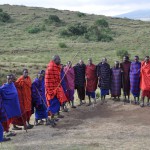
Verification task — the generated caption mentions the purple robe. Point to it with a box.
[130,61,141,97]
[111,67,122,97]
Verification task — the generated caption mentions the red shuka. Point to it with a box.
[45,61,67,106]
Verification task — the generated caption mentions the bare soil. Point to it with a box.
[1,99,150,150]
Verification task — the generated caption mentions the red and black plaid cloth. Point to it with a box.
[45,61,67,106]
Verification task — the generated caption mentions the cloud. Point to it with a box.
[0,0,150,16]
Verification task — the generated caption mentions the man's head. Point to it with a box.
[145,56,149,63]
[52,55,61,65]
[79,60,84,65]
[114,61,119,68]
[37,73,43,81]
[23,69,28,78]
[40,70,45,77]
[102,58,107,64]
[7,74,13,84]
[11,74,17,82]
[67,61,72,67]
[134,56,139,62]
[88,58,92,65]
[123,56,129,62]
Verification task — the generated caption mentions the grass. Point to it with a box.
[0,4,150,83]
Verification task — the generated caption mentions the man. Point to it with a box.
[15,69,33,129]
[45,55,67,125]
[31,72,48,125]
[85,58,98,106]
[97,58,111,103]
[130,56,141,104]
[64,61,76,108]
[0,75,21,137]
[120,56,131,103]
[140,56,150,107]
[74,60,86,106]
[110,61,122,100]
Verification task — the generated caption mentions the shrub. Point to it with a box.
[0,11,11,22]
[27,25,46,34]
[116,49,130,59]
[95,19,109,28]
[0,8,3,12]
[59,42,67,48]
[68,23,87,35]
[45,15,62,25]
[77,12,86,17]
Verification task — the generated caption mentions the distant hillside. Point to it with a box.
[116,10,150,21]
[0,4,150,83]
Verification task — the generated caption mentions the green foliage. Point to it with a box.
[116,49,130,59]
[85,25,113,42]
[0,11,11,22]
[27,25,46,34]
[59,42,67,48]
[77,12,86,17]
[95,19,109,28]
[45,15,62,25]
[0,8,3,12]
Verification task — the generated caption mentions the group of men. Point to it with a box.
[0,54,150,142]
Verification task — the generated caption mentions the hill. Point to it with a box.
[116,9,150,21]
[0,4,150,82]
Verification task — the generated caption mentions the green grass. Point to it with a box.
[0,4,150,83]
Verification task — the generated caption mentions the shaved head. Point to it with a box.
[52,55,61,65]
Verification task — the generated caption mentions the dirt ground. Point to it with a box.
[1,98,150,150]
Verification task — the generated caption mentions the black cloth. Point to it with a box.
[74,63,86,87]
[97,63,111,89]
[76,85,85,100]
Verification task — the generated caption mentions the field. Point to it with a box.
[0,4,150,83]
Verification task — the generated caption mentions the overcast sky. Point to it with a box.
[0,0,150,16]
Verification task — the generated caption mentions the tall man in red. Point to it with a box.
[140,56,150,107]
[45,55,67,124]
[86,58,98,106]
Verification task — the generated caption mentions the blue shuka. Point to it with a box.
[0,83,21,119]
[0,122,3,142]
[130,61,141,97]
[32,78,48,120]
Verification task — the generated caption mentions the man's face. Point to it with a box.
[7,75,13,84]
[145,57,149,63]
[134,57,139,62]
[115,62,119,67]
[67,61,72,67]
[88,59,92,65]
[123,56,128,62]
[23,70,28,78]
[79,60,83,65]
[102,58,107,64]
[38,74,43,81]
[55,56,61,65]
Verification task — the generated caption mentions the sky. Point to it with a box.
[0,0,150,16]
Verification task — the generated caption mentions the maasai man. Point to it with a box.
[74,60,86,106]
[85,58,98,106]
[0,75,21,137]
[15,69,33,129]
[64,61,76,108]
[45,55,67,125]
[130,56,141,104]
[140,56,150,107]
[31,72,48,126]
[97,58,111,103]
[120,56,131,103]
[110,61,122,100]
[60,64,68,112]
[0,95,11,142]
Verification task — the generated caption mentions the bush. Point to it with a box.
[68,23,87,35]
[77,12,86,17]
[27,25,46,34]
[45,15,61,25]
[95,19,109,28]
[116,49,130,59]
[0,11,11,22]
[59,42,67,48]
[0,8,3,12]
